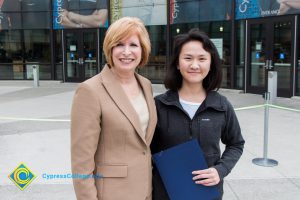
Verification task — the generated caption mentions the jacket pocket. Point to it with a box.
[96,164,128,178]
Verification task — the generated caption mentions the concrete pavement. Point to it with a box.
[0,81,300,199]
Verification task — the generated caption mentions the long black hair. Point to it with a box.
[164,28,222,92]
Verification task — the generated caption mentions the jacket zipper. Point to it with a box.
[189,121,193,140]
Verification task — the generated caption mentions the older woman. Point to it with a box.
[71,17,157,200]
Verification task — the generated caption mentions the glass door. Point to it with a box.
[247,16,294,97]
[64,29,98,82]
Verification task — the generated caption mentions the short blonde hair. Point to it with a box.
[103,17,151,67]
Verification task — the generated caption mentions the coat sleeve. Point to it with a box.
[71,82,101,200]
[214,98,245,180]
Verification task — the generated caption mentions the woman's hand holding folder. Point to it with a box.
[192,167,220,186]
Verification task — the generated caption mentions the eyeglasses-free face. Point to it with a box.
[178,40,211,87]
[112,34,142,74]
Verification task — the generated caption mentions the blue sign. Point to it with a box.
[256,52,260,59]
[88,53,92,58]
[279,53,285,59]
[52,0,65,29]
[235,0,261,20]
[235,0,300,20]
[70,53,74,59]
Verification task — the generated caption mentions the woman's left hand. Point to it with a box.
[192,167,220,186]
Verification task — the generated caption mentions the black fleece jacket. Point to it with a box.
[151,90,245,200]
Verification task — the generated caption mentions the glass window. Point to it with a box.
[170,20,232,88]
[22,12,51,29]
[24,30,51,79]
[0,12,22,30]
[1,0,51,30]
[22,0,50,12]
[235,20,246,89]
[54,30,63,80]
[0,30,24,79]
[1,0,50,12]
[24,30,51,63]
[137,25,167,83]
[273,21,292,92]
[99,27,107,69]
[0,29,52,80]
[170,0,232,24]
[54,30,63,64]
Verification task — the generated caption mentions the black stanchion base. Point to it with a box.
[252,158,278,167]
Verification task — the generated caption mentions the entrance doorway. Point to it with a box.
[64,29,99,82]
[246,16,295,97]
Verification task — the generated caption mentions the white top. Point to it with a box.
[129,91,149,137]
[179,98,201,119]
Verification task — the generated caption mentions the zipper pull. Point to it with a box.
[189,122,193,139]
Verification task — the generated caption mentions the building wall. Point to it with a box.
[0,0,299,96]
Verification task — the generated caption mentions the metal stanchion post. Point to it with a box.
[268,71,277,104]
[252,92,278,167]
[32,65,39,87]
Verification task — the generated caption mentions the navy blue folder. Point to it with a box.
[152,139,220,200]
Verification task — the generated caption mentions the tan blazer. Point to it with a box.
[71,65,157,200]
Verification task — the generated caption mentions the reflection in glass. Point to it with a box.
[137,25,166,83]
[83,32,97,78]
[235,20,245,89]
[54,30,63,80]
[99,28,107,69]
[0,30,24,79]
[24,30,51,79]
[39,64,51,79]
[273,21,292,90]
[66,32,80,78]
[249,23,266,87]
[24,30,51,63]
[64,30,98,80]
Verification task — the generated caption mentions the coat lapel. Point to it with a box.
[100,65,147,145]
[135,74,156,146]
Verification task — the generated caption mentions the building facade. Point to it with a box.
[0,0,299,97]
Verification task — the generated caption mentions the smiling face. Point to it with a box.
[112,34,142,74]
[178,40,211,87]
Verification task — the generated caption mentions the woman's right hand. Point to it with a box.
[192,167,220,186]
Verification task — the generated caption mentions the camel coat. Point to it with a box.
[71,65,157,200]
